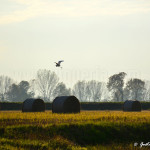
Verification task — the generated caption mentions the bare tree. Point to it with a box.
[86,80,104,102]
[143,80,150,101]
[72,80,105,102]
[100,83,110,102]
[0,75,13,102]
[35,69,59,102]
[72,81,87,102]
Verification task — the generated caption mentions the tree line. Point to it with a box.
[0,70,150,102]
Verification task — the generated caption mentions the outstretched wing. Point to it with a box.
[58,60,64,65]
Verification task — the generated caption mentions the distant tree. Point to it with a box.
[7,81,34,102]
[86,80,104,102]
[100,83,111,102]
[28,79,36,98]
[18,81,34,100]
[143,80,150,101]
[7,83,19,102]
[107,72,126,101]
[125,78,145,101]
[53,82,71,98]
[72,81,87,102]
[0,75,13,102]
[72,80,105,102]
[35,69,59,102]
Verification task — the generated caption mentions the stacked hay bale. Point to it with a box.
[52,96,80,113]
[22,98,45,112]
[123,100,141,112]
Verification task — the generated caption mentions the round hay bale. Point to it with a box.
[22,98,45,112]
[52,96,80,113]
[123,100,141,112]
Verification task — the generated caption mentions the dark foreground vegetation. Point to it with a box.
[0,122,150,150]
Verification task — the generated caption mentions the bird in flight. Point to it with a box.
[54,60,64,68]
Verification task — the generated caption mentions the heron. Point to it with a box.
[54,60,64,68]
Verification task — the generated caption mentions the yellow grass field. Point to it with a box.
[0,110,150,126]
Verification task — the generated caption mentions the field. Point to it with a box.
[0,111,150,150]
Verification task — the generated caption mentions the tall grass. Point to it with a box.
[0,111,150,126]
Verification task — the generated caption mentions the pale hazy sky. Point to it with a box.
[0,0,150,87]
